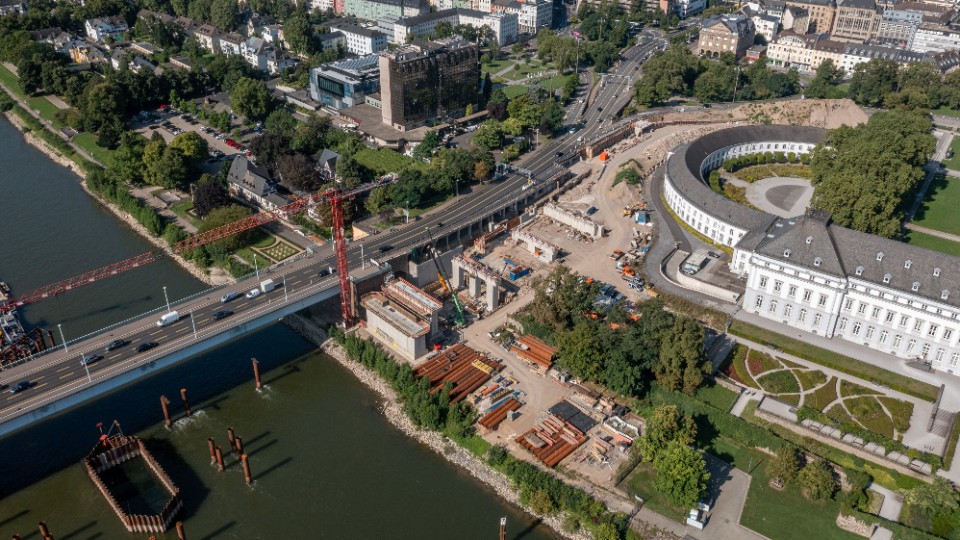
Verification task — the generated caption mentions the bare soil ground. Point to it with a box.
[661,99,869,129]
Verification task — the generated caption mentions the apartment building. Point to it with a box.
[698,14,756,58]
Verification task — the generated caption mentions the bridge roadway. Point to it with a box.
[0,40,664,434]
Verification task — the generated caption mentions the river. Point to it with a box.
[0,117,556,539]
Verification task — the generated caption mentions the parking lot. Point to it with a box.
[131,108,258,172]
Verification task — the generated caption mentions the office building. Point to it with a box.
[698,14,756,58]
[310,54,381,109]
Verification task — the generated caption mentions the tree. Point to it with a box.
[636,405,696,462]
[848,58,899,107]
[473,159,490,182]
[806,59,842,99]
[693,61,736,102]
[655,316,708,394]
[797,460,836,501]
[472,120,503,150]
[413,130,440,160]
[210,0,238,31]
[539,98,564,134]
[276,153,321,192]
[365,184,394,214]
[434,21,454,39]
[905,477,959,518]
[768,445,800,484]
[633,45,699,106]
[249,132,291,172]
[526,489,557,515]
[507,95,542,129]
[555,321,606,381]
[653,441,709,509]
[170,131,208,168]
[142,139,188,189]
[107,131,146,185]
[264,109,297,136]
[230,77,272,121]
[193,174,229,217]
[283,12,313,55]
[810,110,935,237]
[198,204,254,252]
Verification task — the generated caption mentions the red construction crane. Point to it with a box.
[1,175,397,326]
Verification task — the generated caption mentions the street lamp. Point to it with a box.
[58,323,68,353]
[361,244,365,269]
[163,286,171,313]
[82,354,91,382]
[190,310,197,339]
[254,253,260,279]
[405,201,410,224]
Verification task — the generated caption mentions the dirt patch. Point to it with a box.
[661,99,868,129]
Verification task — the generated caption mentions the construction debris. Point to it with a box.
[413,344,502,403]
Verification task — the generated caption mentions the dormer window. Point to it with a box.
[883,273,892,284]
[912,282,920,292]
[855,266,864,276]
[943,290,950,300]
[814,257,822,267]
[784,249,791,258]
[877,252,884,262]
[935,267,942,277]
[905,260,912,269]
[806,236,813,245]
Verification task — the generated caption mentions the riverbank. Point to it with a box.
[0,110,225,287]
[319,337,590,540]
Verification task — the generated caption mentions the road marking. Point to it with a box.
[150,330,164,336]
[34,383,47,390]
[175,327,189,334]
[130,338,141,344]
[59,372,74,380]
[56,364,72,373]
[108,353,123,360]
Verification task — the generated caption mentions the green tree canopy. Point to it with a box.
[653,441,710,509]
[198,204,255,252]
[655,316,708,395]
[905,476,959,518]
[797,460,836,501]
[768,445,800,484]
[636,405,697,462]
[230,77,272,121]
[170,131,208,168]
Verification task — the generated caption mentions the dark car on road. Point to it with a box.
[105,339,127,352]
[317,268,332,278]
[555,152,564,158]
[212,310,233,321]
[80,353,102,366]
[379,245,392,254]
[9,381,30,394]
[136,342,159,353]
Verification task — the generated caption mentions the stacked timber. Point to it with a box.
[413,344,502,403]
[515,414,589,468]
[478,398,522,430]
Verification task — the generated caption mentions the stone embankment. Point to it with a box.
[2,110,228,287]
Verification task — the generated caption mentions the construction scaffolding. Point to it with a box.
[510,228,559,262]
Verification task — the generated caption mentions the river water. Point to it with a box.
[0,118,556,539]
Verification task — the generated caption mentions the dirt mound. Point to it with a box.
[663,99,868,129]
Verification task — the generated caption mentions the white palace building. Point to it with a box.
[664,125,960,373]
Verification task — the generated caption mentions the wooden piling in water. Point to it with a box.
[37,522,50,538]
[227,427,236,452]
[241,453,252,484]
[180,388,191,417]
[234,436,243,456]
[13,534,21,540]
[176,521,186,540]
[252,358,262,389]
[207,438,216,462]
[161,396,172,428]
[215,445,225,471]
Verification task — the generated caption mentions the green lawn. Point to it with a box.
[904,229,960,257]
[740,453,861,540]
[846,396,895,438]
[260,241,298,262]
[73,133,115,164]
[756,370,800,394]
[693,382,739,412]
[878,397,914,433]
[729,321,939,402]
[932,106,960,118]
[0,64,25,99]
[796,370,827,391]
[806,376,839,411]
[354,147,424,176]
[622,463,687,520]
[502,85,529,99]
[839,380,875,398]
[27,96,63,128]
[944,138,960,170]
[912,174,960,236]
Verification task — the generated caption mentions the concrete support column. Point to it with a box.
[469,276,481,299]
[486,283,499,311]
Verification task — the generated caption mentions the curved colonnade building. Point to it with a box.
[664,125,960,373]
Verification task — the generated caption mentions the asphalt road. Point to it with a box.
[0,37,668,422]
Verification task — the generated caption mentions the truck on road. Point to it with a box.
[260,279,276,293]
[157,311,180,327]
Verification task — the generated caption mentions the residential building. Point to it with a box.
[219,32,244,56]
[331,23,389,54]
[673,0,707,18]
[379,37,480,131]
[260,24,283,43]
[830,0,879,42]
[457,10,518,45]
[169,56,193,71]
[310,54,381,109]
[242,37,271,71]
[130,41,162,56]
[70,43,108,64]
[767,30,924,73]
[698,14,756,58]
[245,13,275,38]
[31,28,84,55]
[911,23,960,53]
[344,0,429,22]
[193,24,220,53]
[517,0,552,33]
[752,13,780,42]
[764,0,787,20]
[766,30,830,71]
[267,53,298,74]
[0,0,26,16]
[317,30,347,51]
[837,41,923,71]
[784,0,836,33]
[782,5,811,33]
[226,156,288,211]
[392,8,460,42]
[314,148,341,180]
[875,7,923,46]
[310,0,337,11]
[84,16,129,44]
[746,43,768,63]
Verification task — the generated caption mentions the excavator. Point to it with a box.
[426,227,466,327]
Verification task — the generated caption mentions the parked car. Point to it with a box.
[136,341,158,353]
[707,251,721,259]
[9,381,30,394]
[245,288,261,299]
[105,339,127,352]
[221,291,241,303]
[212,310,233,321]
[80,353,102,366]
